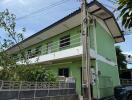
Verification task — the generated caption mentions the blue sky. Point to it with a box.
[0,0,132,55]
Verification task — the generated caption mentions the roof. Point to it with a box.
[6,1,125,54]
[124,54,132,64]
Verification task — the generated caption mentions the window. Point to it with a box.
[58,68,69,77]
[46,42,52,53]
[20,52,25,60]
[20,55,24,60]
[13,54,19,61]
[27,49,32,59]
[60,35,70,49]
[35,46,41,56]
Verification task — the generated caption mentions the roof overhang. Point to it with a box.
[6,1,125,54]
[88,1,125,43]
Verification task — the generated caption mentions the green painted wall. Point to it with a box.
[13,25,82,60]
[91,60,120,99]
[89,24,95,50]
[97,60,120,98]
[45,58,82,94]
[43,58,120,98]
[96,22,117,62]
[44,58,96,95]
[42,57,120,99]
[13,24,96,60]
[92,22,120,98]
[12,20,121,99]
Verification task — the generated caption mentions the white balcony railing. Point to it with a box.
[15,32,96,64]
[15,33,81,61]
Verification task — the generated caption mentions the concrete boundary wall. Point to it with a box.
[19,95,79,100]
[0,89,76,100]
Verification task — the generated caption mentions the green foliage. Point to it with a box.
[0,65,57,82]
[16,65,57,82]
[0,9,28,65]
[0,51,15,67]
[117,0,132,29]
[0,9,24,43]
[0,9,56,82]
[116,46,127,70]
[0,67,15,81]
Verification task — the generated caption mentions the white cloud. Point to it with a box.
[1,0,28,5]
[18,0,28,5]
[1,0,12,4]
[123,52,132,56]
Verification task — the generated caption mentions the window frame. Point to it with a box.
[46,42,52,54]
[27,49,32,59]
[59,35,70,49]
[35,45,42,56]
[58,68,69,77]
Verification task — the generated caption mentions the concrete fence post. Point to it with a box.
[0,80,3,90]
[34,81,37,100]
[18,81,22,99]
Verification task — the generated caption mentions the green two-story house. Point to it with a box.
[6,1,125,99]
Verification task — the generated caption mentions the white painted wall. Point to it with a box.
[17,46,117,67]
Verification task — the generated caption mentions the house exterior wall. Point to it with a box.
[40,58,96,95]
[13,25,81,61]
[96,22,117,62]
[11,20,120,99]
[97,60,120,98]
[91,21,120,99]
[46,58,82,95]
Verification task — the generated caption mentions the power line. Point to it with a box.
[102,3,116,10]
[107,0,117,4]
[99,2,117,13]
[16,0,72,20]
[16,0,116,21]
[16,6,79,22]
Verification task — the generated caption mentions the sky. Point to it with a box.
[0,0,132,63]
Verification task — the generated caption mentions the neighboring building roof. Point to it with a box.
[124,54,132,64]
[6,1,125,54]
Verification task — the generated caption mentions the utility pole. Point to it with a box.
[81,0,92,100]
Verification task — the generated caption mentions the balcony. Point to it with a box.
[16,33,96,64]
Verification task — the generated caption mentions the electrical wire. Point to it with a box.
[16,0,131,36]
[16,0,116,20]
[106,0,117,4]
[16,0,72,20]
[100,2,117,12]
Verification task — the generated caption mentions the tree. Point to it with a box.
[0,9,56,82]
[116,46,127,71]
[116,0,132,29]
[0,9,30,65]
